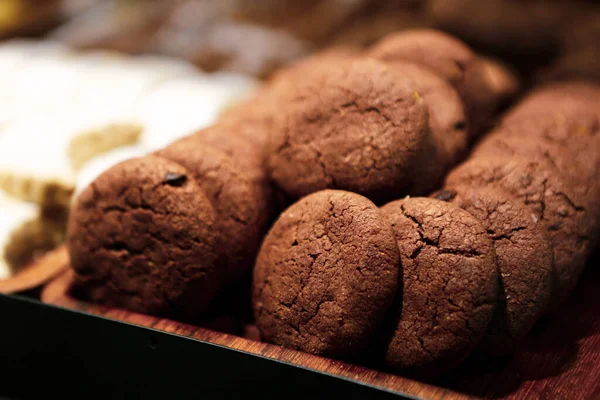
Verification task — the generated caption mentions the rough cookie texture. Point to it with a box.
[156,140,267,282]
[182,126,282,214]
[503,82,600,133]
[473,133,600,227]
[369,29,500,137]
[68,156,223,319]
[253,190,401,358]
[267,57,430,203]
[393,61,468,194]
[432,186,554,356]
[446,156,593,308]
[380,197,498,377]
[218,47,359,148]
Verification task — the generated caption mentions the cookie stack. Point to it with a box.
[252,82,598,379]
[67,28,599,381]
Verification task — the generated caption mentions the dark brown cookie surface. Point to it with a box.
[432,186,554,356]
[392,61,468,194]
[180,127,279,220]
[473,133,600,224]
[369,29,498,137]
[267,57,429,202]
[253,190,401,358]
[380,197,498,377]
[156,140,267,282]
[446,156,593,307]
[503,82,600,136]
[68,156,222,319]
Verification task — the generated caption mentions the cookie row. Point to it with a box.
[251,81,600,378]
[222,29,519,204]
[65,28,518,346]
[67,125,273,319]
[445,81,600,309]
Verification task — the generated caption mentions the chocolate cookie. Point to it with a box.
[218,47,360,147]
[432,186,554,356]
[156,140,267,282]
[503,82,600,130]
[473,133,600,223]
[392,61,468,194]
[253,190,401,358]
[267,57,430,203]
[68,156,223,319]
[380,197,498,377]
[369,29,501,137]
[446,156,594,307]
[191,126,286,219]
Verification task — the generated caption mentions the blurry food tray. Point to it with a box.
[1,248,599,400]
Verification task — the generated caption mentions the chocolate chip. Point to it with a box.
[434,189,457,202]
[163,172,187,187]
[454,121,467,131]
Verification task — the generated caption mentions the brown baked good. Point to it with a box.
[432,186,554,356]
[446,156,594,308]
[253,189,401,358]
[392,61,468,194]
[472,133,600,224]
[180,127,267,186]
[68,156,223,319]
[368,29,504,137]
[267,57,430,203]
[217,47,360,148]
[503,81,600,128]
[380,197,498,377]
[155,139,267,282]
[189,126,283,219]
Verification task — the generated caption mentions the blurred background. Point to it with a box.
[0,0,599,280]
[2,0,599,79]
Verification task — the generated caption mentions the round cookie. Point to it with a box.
[217,48,359,148]
[156,139,267,282]
[253,190,401,358]
[68,155,223,319]
[192,126,287,219]
[503,82,600,131]
[446,156,594,308]
[190,126,267,181]
[432,186,554,356]
[392,61,468,194]
[368,29,500,137]
[473,133,600,223]
[267,57,430,203]
[380,197,498,377]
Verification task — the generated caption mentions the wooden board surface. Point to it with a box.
[40,247,600,400]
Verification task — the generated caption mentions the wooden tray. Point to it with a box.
[40,246,600,399]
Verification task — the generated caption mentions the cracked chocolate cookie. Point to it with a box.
[392,61,468,194]
[380,197,498,377]
[472,134,600,225]
[446,156,594,308]
[267,57,430,203]
[369,29,506,137]
[68,156,223,319]
[502,82,600,135]
[156,139,268,282]
[432,186,554,356]
[253,190,401,358]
